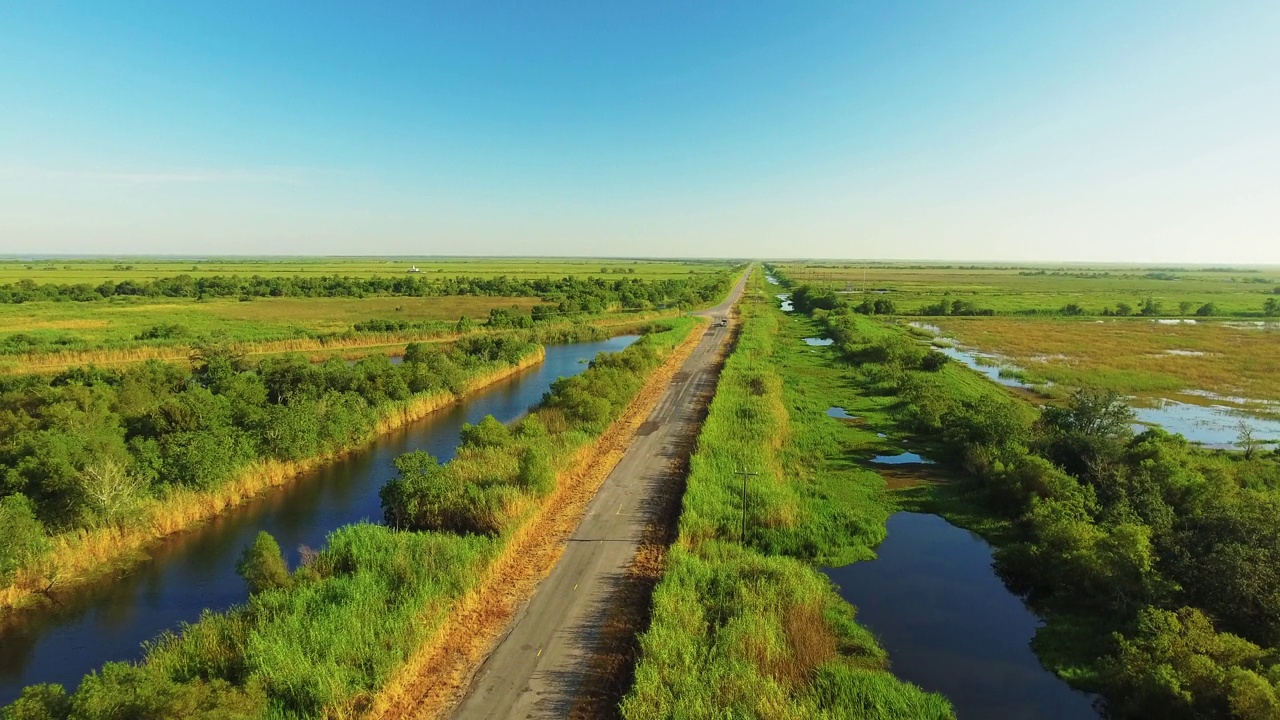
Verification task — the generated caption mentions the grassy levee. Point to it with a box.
[0,345,547,616]
[787,282,1280,719]
[1,317,703,720]
[621,281,952,719]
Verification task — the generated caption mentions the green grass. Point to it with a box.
[623,275,953,719]
[0,257,732,284]
[775,261,1280,316]
[0,294,545,350]
[2,317,703,720]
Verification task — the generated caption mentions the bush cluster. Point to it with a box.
[0,336,537,582]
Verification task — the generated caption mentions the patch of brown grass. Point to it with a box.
[364,320,707,720]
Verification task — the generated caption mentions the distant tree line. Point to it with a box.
[0,272,732,310]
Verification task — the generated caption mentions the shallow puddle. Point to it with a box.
[872,451,934,465]
[1134,400,1280,449]
[803,337,834,346]
[826,406,856,419]
[777,293,793,312]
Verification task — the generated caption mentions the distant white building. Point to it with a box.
[408,266,421,273]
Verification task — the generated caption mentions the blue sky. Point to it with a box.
[1,1,1277,262]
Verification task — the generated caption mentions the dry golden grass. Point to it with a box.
[0,350,545,614]
[0,318,111,332]
[932,317,1280,405]
[364,320,707,720]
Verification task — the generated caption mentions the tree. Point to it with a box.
[76,455,146,528]
[1264,297,1279,317]
[236,531,291,594]
[1115,302,1134,316]
[1139,297,1163,316]
[1237,421,1260,460]
[1178,301,1194,315]
[1196,303,1217,317]
[1036,388,1135,482]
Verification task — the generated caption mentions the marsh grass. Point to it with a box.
[931,317,1280,406]
[775,262,1280,316]
[623,277,953,719]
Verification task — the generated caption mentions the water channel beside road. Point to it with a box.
[826,512,1101,720]
[0,335,637,705]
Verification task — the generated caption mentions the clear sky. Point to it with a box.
[1,2,1277,263]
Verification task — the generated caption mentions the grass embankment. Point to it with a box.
[927,316,1280,408]
[621,285,952,719]
[2,318,703,720]
[0,346,545,616]
[366,316,707,719]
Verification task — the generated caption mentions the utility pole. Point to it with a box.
[736,470,760,546]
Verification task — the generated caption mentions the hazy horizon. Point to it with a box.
[3,2,1278,263]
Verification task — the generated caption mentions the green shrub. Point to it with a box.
[0,494,49,582]
[236,531,292,595]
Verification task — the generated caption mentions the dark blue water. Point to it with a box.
[0,336,636,704]
[825,512,1100,720]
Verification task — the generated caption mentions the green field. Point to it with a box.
[0,294,544,349]
[773,262,1280,317]
[0,258,739,374]
[0,257,729,284]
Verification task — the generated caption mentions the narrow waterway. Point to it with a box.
[0,336,637,705]
[825,512,1100,720]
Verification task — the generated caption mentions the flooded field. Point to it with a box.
[910,322,1280,449]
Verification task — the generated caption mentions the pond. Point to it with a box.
[825,512,1100,719]
[0,335,638,706]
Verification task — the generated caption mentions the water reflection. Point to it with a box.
[0,336,638,705]
[826,513,1100,719]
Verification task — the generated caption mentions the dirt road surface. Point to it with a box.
[450,269,748,720]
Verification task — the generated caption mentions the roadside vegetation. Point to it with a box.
[622,278,952,719]
[1,318,700,719]
[781,270,1280,720]
[0,332,543,612]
